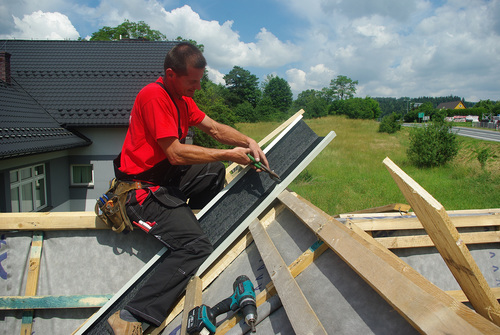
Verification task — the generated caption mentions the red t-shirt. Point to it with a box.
[119,77,206,175]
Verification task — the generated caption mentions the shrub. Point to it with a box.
[407,122,459,168]
[378,113,401,134]
[475,147,490,169]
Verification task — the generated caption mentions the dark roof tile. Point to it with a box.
[0,40,177,127]
[0,81,90,158]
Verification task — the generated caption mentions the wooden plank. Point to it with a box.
[0,295,112,310]
[353,214,500,231]
[20,231,43,335]
[181,276,202,335]
[249,218,327,335]
[344,203,411,214]
[278,190,500,334]
[375,230,500,249]
[337,208,500,219]
[0,212,108,230]
[383,157,500,326]
[225,109,305,183]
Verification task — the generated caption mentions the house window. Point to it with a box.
[71,164,94,186]
[10,164,47,212]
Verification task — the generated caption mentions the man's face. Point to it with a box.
[168,65,204,98]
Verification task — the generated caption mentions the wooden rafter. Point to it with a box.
[384,157,500,326]
[249,218,327,335]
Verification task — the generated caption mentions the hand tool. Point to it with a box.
[247,154,281,183]
[186,275,258,334]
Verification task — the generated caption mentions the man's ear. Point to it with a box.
[165,68,175,79]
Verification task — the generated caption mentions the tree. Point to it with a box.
[262,75,293,115]
[329,75,358,100]
[332,97,381,119]
[176,37,204,52]
[255,96,278,122]
[90,20,166,41]
[193,80,236,148]
[294,89,328,118]
[223,66,261,108]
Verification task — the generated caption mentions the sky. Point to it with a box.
[1,0,499,102]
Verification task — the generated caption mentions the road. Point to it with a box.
[450,127,500,142]
[403,124,500,143]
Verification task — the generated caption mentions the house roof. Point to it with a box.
[437,101,465,109]
[0,79,90,159]
[0,40,178,127]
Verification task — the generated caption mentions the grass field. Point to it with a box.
[237,115,500,216]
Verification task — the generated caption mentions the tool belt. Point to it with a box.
[95,178,145,233]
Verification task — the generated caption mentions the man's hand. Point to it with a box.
[247,139,269,171]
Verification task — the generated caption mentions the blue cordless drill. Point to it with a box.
[186,275,257,334]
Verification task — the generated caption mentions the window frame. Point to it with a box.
[70,164,95,187]
[10,164,47,212]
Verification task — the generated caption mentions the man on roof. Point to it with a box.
[106,42,269,335]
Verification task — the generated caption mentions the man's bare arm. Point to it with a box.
[157,115,269,168]
[196,116,269,168]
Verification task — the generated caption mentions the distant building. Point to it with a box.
[437,101,466,110]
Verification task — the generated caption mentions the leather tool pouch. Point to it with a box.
[95,178,143,233]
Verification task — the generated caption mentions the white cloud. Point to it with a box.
[1,10,79,39]
[286,68,307,92]
[152,5,301,69]
[286,64,335,93]
[206,66,225,85]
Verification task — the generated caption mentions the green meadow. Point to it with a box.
[237,116,500,215]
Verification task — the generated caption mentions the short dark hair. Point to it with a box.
[164,42,206,76]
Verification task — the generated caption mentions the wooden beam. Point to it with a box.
[352,215,500,231]
[225,109,305,183]
[384,157,500,326]
[344,203,411,214]
[278,189,500,334]
[447,287,500,303]
[0,212,108,230]
[20,231,43,335]
[375,230,500,249]
[181,277,202,335]
[249,218,327,335]
[337,208,500,219]
[0,295,112,310]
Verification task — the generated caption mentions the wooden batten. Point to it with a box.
[180,277,202,335]
[352,214,500,232]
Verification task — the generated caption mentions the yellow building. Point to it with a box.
[437,101,466,109]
